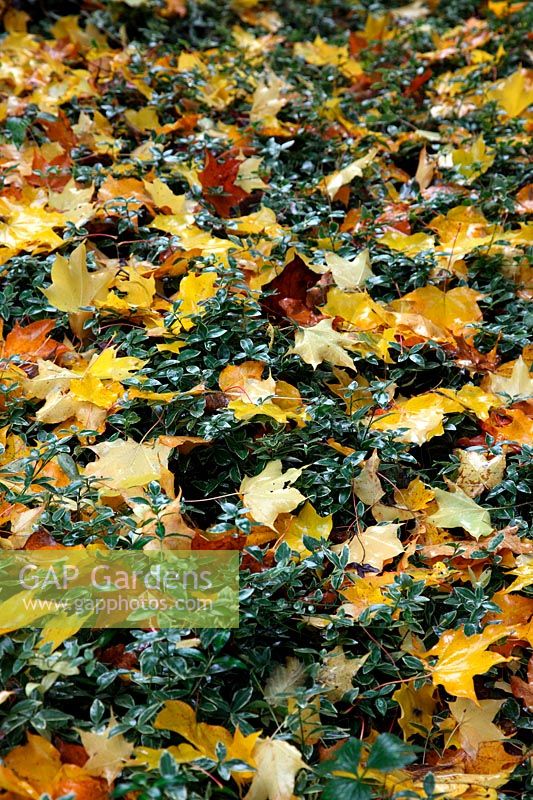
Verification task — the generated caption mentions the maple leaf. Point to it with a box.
[426,486,492,540]
[485,356,533,399]
[352,450,384,507]
[235,156,269,192]
[0,734,109,799]
[41,243,115,313]
[503,558,533,594]
[488,69,533,117]
[318,249,373,291]
[447,698,505,757]
[378,231,435,257]
[199,151,248,216]
[276,501,332,557]
[455,450,506,498]
[84,438,174,494]
[322,288,392,331]
[134,700,259,778]
[1,318,66,362]
[288,319,357,370]
[176,271,219,331]
[240,460,305,529]
[99,265,156,313]
[440,135,495,182]
[294,36,362,79]
[391,285,483,338]
[333,523,404,572]
[77,713,134,784]
[319,149,377,201]
[264,657,306,705]
[250,71,287,124]
[393,683,436,741]
[318,646,370,701]
[340,574,394,618]
[243,738,307,800]
[424,625,512,703]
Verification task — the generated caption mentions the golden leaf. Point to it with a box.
[393,683,436,740]
[425,626,511,702]
[41,244,115,313]
[332,523,404,572]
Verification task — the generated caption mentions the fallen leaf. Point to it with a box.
[277,501,332,557]
[77,713,134,784]
[318,646,370,701]
[393,683,436,741]
[264,657,306,705]
[352,450,384,506]
[243,738,307,800]
[84,438,174,494]
[332,523,404,572]
[288,319,357,370]
[455,450,506,498]
[427,486,492,540]
[240,460,305,529]
[425,625,512,703]
[447,698,505,757]
[41,243,115,313]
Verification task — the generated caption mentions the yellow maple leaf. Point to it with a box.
[240,460,305,529]
[489,69,533,117]
[371,394,449,444]
[447,698,505,757]
[352,450,384,507]
[277,501,332,557]
[378,231,435,257]
[235,156,269,192]
[445,135,495,182]
[318,646,369,701]
[340,574,394,618]
[456,450,506,498]
[294,36,362,79]
[317,249,373,291]
[322,289,392,331]
[503,557,533,594]
[41,243,115,313]
[393,683,436,741]
[485,356,533,399]
[143,178,193,216]
[84,438,174,494]
[243,738,307,800]
[333,523,404,572]
[391,285,483,337]
[174,271,218,331]
[319,149,377,201]
[77,712,134,784]
[288,319,357,370]
[427,485,492,539]
[250,71,287,124]
[134,700,259,779]
[394,478,435,512]
[424,625,511,703]
[99,265,155,312]
[85,347,146,381]
[0,205,65,256]
[70,374,123,409]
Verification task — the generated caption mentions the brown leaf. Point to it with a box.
[198,151,249,217]
[262,256,323,324]
[23,529,65,550]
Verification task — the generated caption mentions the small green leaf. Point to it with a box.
[366,733,416,772]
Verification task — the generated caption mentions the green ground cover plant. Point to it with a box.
[0,0,531,797]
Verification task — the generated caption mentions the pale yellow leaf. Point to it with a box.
[240,460,305,530]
